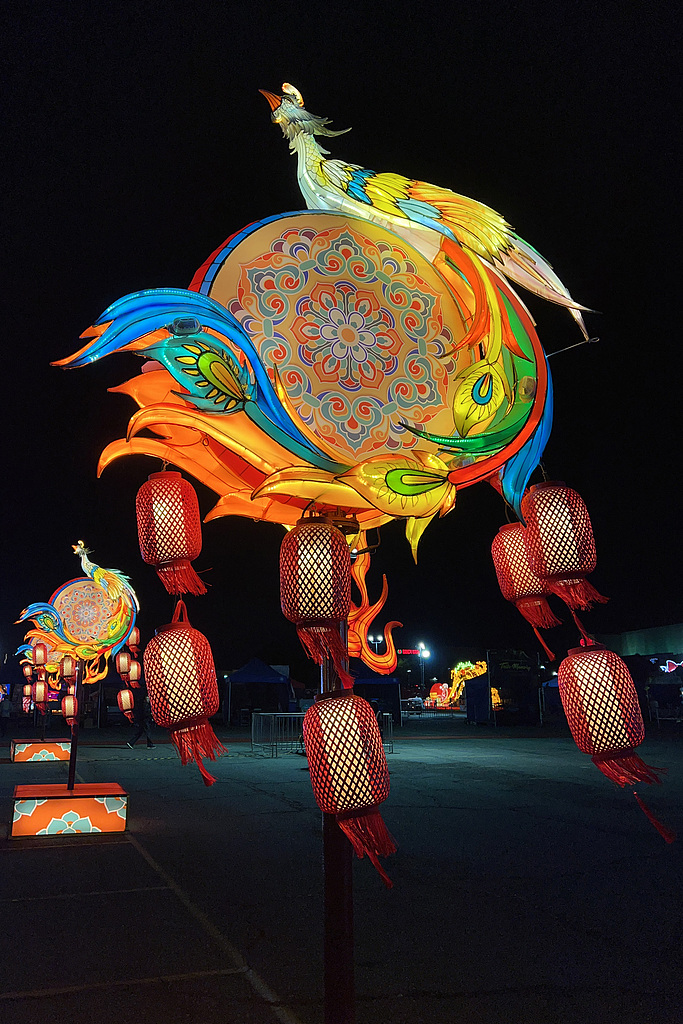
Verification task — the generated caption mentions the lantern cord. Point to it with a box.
[156,561,208,596]
[298,625,355,689]
[551,578,608,611]
[170,720,227,787]
[569,609,593,643]
[591,752,667,787]
[336,809,397,889]
[531,626,555,663]
[632,791,676,844]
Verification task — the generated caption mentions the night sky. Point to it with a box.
[3,1,680,685]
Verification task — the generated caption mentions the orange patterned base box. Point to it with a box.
[11,740,72,762]
[11,784,128,837]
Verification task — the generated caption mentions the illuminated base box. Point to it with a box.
[11,783,128,837]
[10,740,72,762]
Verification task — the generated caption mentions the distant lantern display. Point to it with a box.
[116,650,131,676]
[22,663,33,679]
[143,600,224,784]
[521,482,607,611]
[61,694,78,728]
[32,642,47,667]
[558,644,674,842]
[117,688,135,723]
[59,654,76,680]
[136,471,207,596]
[303,692,396,886]
[23,683,32,698]
[280,516,353,688]
[491,522,561,658]
[33,680,48,714]
[128,660,141,686]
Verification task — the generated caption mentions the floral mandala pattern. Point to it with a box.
[228,225,459,458]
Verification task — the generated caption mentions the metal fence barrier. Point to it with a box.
[251,713,306,757]
[251,710,394,756]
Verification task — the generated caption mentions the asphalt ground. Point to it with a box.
[1,715,681,1024]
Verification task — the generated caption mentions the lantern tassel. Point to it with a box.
[156,560,208,596]
[297,625,355,688]
[550,578,607,611]
[531,626,555,662]
[632,791,676,844]
[337,807,397,889]
[591,752,667,787]
[170,719,226,787]
[517,597,562,630]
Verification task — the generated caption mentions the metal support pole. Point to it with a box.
[321,624,355,1024]
[66,661,82,791]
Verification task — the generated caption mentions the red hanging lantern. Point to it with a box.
[521,482,607,611]
[280,516,353,688]
[23,683,32,697]
[116,650,131,676]
[143,600,224,785]
[303,692,397,887]
[67,683,76,695]
[558,644,675,842]
[61,694,78,727]
[491,523,561,659]
[127,626,140,654]
[136,471,207,595]
[22,663,33,679]
[59,655,76,680]
[33,680,48,715]
[32,642,47,667]
[117,688,135,723]
[128,660,141,687]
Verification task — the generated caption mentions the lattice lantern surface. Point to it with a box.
[117,688,135,723]
[303,692,397,887]
[32,680,48,715]
[136,471,207,596]
[280,516,353,688]
[521,482,607,612]
[143,600,225,784]
[558,643,674,842]
[61,695,78,728]
[491,523,561,659]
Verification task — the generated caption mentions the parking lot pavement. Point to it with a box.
[1,720,681,1023]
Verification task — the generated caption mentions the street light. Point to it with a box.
[368,634,383,653]
[417,642,430,689]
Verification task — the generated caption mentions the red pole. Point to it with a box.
[322,625,355,1024]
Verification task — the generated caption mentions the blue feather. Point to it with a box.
[499,360,553,519]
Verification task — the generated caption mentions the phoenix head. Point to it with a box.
[259,83,350,145]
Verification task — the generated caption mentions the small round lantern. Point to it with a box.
[128,660,141,686]
[128,626,140,653]
[32,642,47,667]
[116,650,131,676]
[143,600,224,784]
[136,471,207,595]
[491,523,561,658]
[33,679,48,715]
[61,694,78,727]
[280,516,353,688]
[521,482,607,611]
[558,644,674,842]
[117,688,135,723]
[22,663,33,679]
[59,655,76,680]
[303,692,397,887]
[23,683,32,697]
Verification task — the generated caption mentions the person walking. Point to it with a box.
[126,682,155,748]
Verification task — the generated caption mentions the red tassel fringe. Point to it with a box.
[337,809,397,889]
[592,753,666,787]
[297,625,354,688]
[632,791,676,843]
[517,597,562,629]
[170,719,226,786]
[550,577,607,611]
[156,560,208,596]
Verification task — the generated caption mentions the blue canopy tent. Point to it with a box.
[226,659,293,720]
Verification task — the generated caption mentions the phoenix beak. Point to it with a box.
[259,89,282,112]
